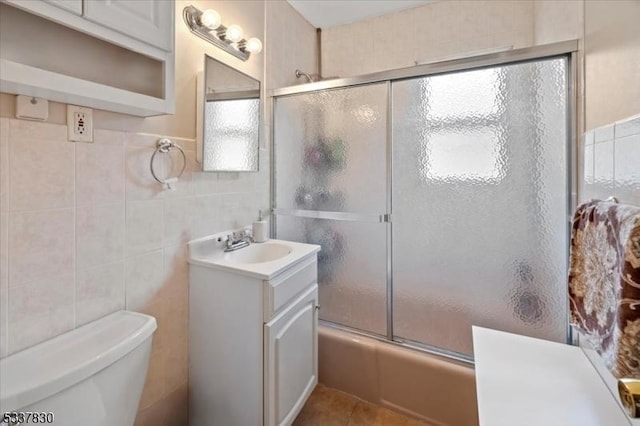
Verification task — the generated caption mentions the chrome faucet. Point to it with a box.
[224,230,253,252]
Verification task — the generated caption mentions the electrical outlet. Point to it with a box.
[67,105,93,142]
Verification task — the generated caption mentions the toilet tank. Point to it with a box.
[0,311,156,426]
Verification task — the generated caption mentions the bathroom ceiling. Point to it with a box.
[287,0,434,28]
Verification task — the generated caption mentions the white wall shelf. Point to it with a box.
[0,0,175,117]
[0,59,172,117]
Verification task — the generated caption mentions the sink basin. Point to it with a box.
[188,234,320,279]
[222,243,292,264]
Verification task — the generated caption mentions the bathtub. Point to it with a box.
[318,324,479,426]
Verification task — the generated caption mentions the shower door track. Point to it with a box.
[319,319,475,367]
[270,39,579,364]
[270,40,578,97]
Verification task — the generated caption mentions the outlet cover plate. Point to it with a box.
[67,105,93,142]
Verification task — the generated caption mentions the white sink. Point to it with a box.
[222,243,292,264]
[188,232,320,279]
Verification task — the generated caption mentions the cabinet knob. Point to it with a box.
[315,305,320,311]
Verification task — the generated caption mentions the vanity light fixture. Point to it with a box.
[225,24,244,43]
[183,5,263,61]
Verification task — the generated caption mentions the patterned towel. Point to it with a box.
[569,200,640,379]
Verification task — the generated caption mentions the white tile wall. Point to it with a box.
[0,1,317,423]
[76,261,125,326]
[581,115,640,206]
[126,200,164,256]
[0,117,270,357]
[533,0,583,45]
[0,211,7,290]
[8,119,67,141]
[613,131,640,206]
[584,0,640,130]
[75,142,125,206]
[265,0,318,90]
[76,203,125,268]
[592,137,614,194]
[0,285,6,357]
[1,120,8,213]
[321,0,535,78]
[8,271,75,353]
[125,250,165,312]
[9,136,74,211]
[9,208,74,287]
[163,197,195,247]
[319,0,589,80]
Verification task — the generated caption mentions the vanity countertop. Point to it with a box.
[188,235,320,280]
[472,326,631,426]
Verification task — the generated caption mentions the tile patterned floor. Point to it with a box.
[293,384,433,426]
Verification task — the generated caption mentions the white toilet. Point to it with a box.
[0,311,156,426]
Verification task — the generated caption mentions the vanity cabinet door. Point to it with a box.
[83,0,173,51]
[264,284,318,426]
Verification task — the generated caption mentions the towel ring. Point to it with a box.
[606,196,619,204]
[150,138,186,185]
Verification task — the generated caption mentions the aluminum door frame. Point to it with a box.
[270,40,579,364]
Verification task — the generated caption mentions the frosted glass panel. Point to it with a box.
[203,98,259,171]
[274,84,387,213]
[392,58,569,357]
[273,83,389,336]
[276,216,387,336]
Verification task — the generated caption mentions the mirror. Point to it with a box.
[197,55,260,172]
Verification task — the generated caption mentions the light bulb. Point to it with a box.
[226,24,243,42]
[245,37,262,53]
[200,9,221,29]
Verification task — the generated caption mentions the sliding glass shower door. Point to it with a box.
[273,83,389,336]
[392,57,569,357]
[273,52,571,360]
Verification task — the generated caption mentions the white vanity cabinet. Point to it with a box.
[188,237,321,426]
[265,279,318,426]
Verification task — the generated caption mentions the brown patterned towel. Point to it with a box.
[569,200,640,379]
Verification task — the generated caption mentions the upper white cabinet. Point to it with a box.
[43,0,82,15]
[0,0,175,116]
[84,0,172,51]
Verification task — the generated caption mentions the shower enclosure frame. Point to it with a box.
[269,39,579,364]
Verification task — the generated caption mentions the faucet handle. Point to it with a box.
[217,234,231,243]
